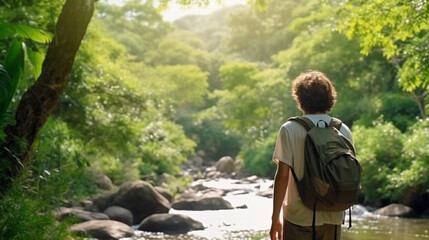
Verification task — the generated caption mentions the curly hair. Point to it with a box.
[292,70,337,114]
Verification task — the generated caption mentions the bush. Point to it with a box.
[139,119,196,176]
[352,119,403,203]
[241,132,277,177]
[33,117,101,200]
[190,106,241,160]
[0,179,78,240]
[379,93,420,132]
[386,118,429,201]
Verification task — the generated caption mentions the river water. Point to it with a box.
[130,178,429,240]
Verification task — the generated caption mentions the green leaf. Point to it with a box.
[0,129,6,142]
[4,40,25,92]
[0,65,12,116]
[0,23,53,43]
[27,49,45,78]
[0,40,25,120]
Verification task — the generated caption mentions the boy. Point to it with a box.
[270,70,353,240]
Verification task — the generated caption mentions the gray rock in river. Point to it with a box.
[215,156,235,174]
[374,203,417,218]
[138,213,204,234]
[112,180,171,224]
[172,196,234,210]
[70,219,134,240]
[103,206,133,226]
[56,207,109,222]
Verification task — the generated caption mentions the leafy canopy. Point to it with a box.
[339,0,429,92]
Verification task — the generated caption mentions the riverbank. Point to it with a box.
[60,155,429,239]
[131,176,429,240]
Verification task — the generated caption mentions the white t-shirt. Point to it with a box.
[272,114,353,226]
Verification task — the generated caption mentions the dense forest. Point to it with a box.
[0,0,428,238]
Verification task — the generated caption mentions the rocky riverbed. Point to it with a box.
[56,156,429,240]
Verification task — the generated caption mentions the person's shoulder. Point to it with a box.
[284,118,301,126]
[280,118,306,133]
[335,119,353,142]
[340,122,351,132]
[334,118,351,132]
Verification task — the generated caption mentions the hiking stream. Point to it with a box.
[130,177,429,240]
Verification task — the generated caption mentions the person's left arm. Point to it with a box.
[270,161,290,240]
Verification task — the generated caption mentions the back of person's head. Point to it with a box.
[292,70,337,114]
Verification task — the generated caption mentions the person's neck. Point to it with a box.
[303,112,327,115]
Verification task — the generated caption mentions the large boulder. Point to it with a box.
[95,174,113,190]
[215,156,235,174]
[172,196,233,210]
[113,181,171,224]
[89,191,116,212]
[400,187,429,213]
[138,213,204,234]
[56,207,109,222]
[103,206,133,226]
[374,203,417,218]
[70,220,134,240]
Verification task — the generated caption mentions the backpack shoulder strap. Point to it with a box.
[288,116,315,131]
[329,117,343,130]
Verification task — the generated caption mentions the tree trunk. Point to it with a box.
[411,90,428,119]
[0,0,94,195]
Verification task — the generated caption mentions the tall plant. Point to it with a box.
[0,23,52,124]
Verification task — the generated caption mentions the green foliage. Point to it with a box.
[0,22,51,122]
[0,118,85,239]
[215,66,295,144]
[351,93,420,132]
[0,1,64,30]
[33,117,100,200]
[241,132,277,177]
[339,0,429,59]
[398,33,429,92]
[219,62,259,90]
[387,118,429,200]
[1,0,428,213]
[352,119,404,202]
[139,118,196,175]
[0,64,15,124]
[59,22,202,184]
[0,184,76,240]
[154,65,209,109]
[339,0,429,92]
[156,172,194,197]
[379,93,420,132]
[145,38,210,68]
[0,4,56,79]
[271,0,398,125]
[353,118,429,203]
[0,22,53,43]
[96,0,171,61]
[226,0,298,62]
[191,106,241,160]
[1,41,24,120]
[173,8,238,53]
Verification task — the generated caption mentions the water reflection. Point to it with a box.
[342,216,429,240]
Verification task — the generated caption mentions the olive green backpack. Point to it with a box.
[289,116,362,234]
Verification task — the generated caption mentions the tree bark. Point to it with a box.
[411,90,428,119]
[0,0,95,194]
